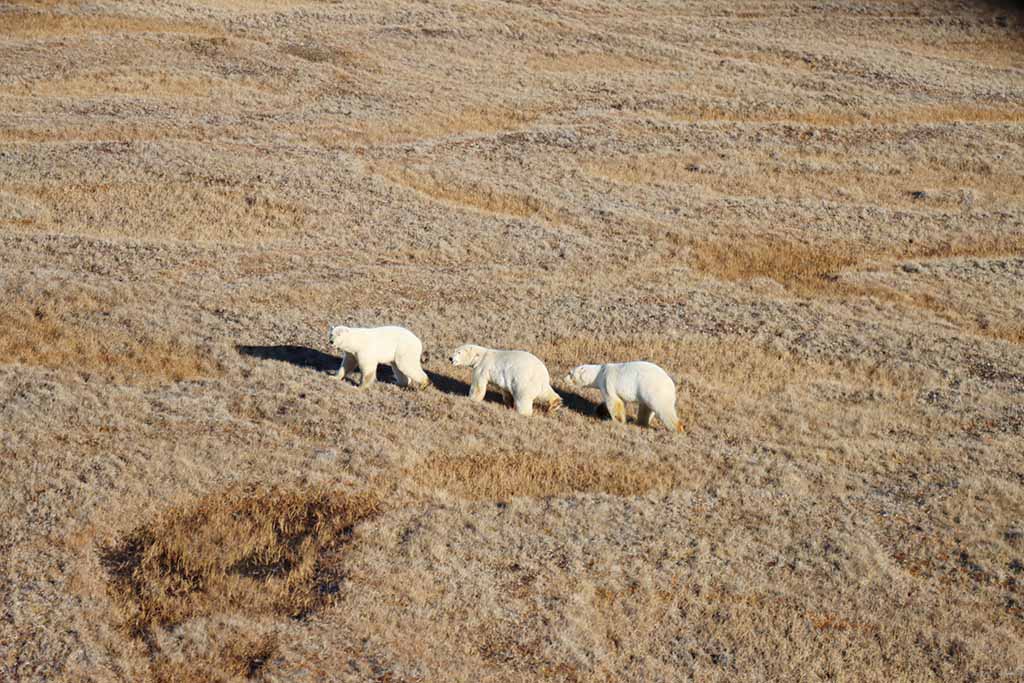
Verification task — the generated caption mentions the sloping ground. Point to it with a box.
[1,1,1023,681]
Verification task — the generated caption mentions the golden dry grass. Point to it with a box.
[372,164,561,222]
[0,301,217,384]
[667,104,1024,127]
[410,451,683,501]
[1,12,220,38]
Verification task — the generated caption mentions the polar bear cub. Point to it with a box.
[329,325,429,389]
[564,361,683,432]
[450,344,561,416]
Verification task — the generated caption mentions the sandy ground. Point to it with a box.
[2,0,1024,681]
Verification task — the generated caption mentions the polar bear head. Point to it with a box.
[450,344,486,368]
[329,325,355,352]
[564,364,602,388]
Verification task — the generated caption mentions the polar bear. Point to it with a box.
[328,325,429,389]
[564,361,683,432]
[449,344,561,416]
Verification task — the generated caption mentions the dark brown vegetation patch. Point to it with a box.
[411,452,682,501]
[101,484,382,641]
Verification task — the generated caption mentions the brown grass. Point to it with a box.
[322,106,540,146]
[3,182,307,242]
[0,302,217,384]
[586,154,1024,207]
[526,53,671,73]
[150,631,279,683]
[666,104,1024,127]
[101,484,382,639]
[410,452,683,501]
[689,233,1024,288]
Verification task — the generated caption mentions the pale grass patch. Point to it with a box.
[410,452,683,501]
[4,182,307,242]
[372,164,560,222]
[325,106,540,145]
[527,52,672,73]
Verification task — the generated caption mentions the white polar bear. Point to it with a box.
[328,325,429,389]
[449,344,561,416]
[564,361,683,432]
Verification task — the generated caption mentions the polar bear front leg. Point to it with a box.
[603,390,627,423]
[338,352,358,381]
[469,369,489,402]
[357,357,378,389]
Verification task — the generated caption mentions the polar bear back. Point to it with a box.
[487,349,551,392]
[336,325,422,363]
[603,361,675,404]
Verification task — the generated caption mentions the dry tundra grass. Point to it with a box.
[2,0,1024,681]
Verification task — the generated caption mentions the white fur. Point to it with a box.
[564,361,683,432]
[328,325,429,389]
[450,344,561,416]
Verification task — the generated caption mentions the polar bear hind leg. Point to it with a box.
[655,404,683,433]
[637,403,654,427]
[395,348,430,389]
[513,393,534,416]
[539,385,561,413]
[390,362,409,387]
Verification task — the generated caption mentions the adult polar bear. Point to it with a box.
[450,344,561,416]
[329,325,429,389]
[565,361,683,432]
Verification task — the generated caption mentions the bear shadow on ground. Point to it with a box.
[557,387,610,420]
[236,344,404,386]
[237,345,340,374]
[426,370,508,406]
[429,370,610,418]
